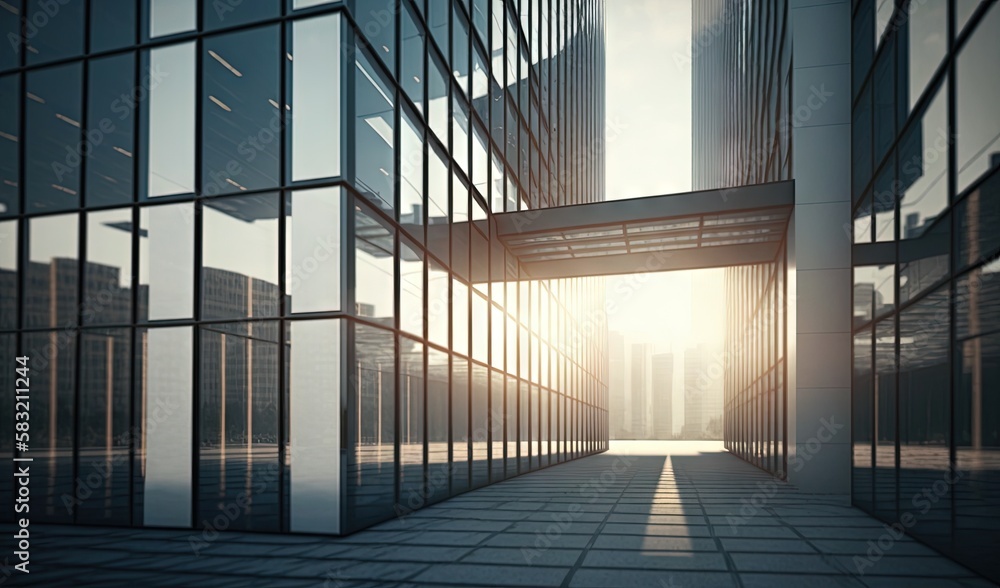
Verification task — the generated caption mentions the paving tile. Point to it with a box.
[568,568,737,588]
[582,549,730,571]
[412,563,570,586]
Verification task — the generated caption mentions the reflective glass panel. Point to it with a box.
[138,326,192,527]
[202,194,280,320]
[85,209,133,325]
[355,49,395,213]
[0,75,16,215]
[26,0,83,65]
[87,54,135,207]
[202,26,280,195]
[287,187,342,314]
[26,214,78,328]
[199,321,280,531]
[143,42,195,198]
[289,319,342,533]
[956,4,1000,193]
[347,323,395,531]
[291,14,342,182]
[139,203,194,321]
[77,328,131,524]
[26,63,83,212]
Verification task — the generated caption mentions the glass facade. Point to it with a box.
[851,0,1000,581]
[0,0,608,535]
[693,0,791,478]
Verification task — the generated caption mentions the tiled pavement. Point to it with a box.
[4,441,996,587]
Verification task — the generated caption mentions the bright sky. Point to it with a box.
[603,0,724,354]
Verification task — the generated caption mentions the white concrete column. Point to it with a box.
[788,0,853,496]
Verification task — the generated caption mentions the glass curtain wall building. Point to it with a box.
[851,0,1000,580]
[693,0,792,478]
[0,0,608,536]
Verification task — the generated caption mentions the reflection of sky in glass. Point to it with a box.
[292,15,341,182]
[143,326,193,527]
[150,0,196,38]
[288,319,340,533]
[147,43,195,197]
[203,198,278,285]
[30,214,76,264]
[956,5,1000,193]
[0,221,14,271]
[900,84,948,238]
[88,210,132,288]
[141,204,193,320]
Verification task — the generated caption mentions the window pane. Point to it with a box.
[428,0,449,54]
[26,214,78,328]
[472,292,488,364]
[427,348,449,503]
[347,323,395,531]
[202,193,280,320]
[428,259,449,347]
[139,203,194,321]
[898,81,948,239]
[287,187,342,314]
[0,221,15,329]
[452,97,470,175]
[0,75,16,215]
[453,278,469,356]
[289,319,342,533]
[874,318,896,520]
[491,370,504,480]
[452,357,469,493]
[399,338,424,511]
[401,2,425,113]
[897,0,947,116]
[26,0,84,65]
[353,0,395,75]
[452,4,469,95]
[90,0,136,52]
[78,328,131,524]
[204,0,279,30]
[956,4,1000,193]
[899,287,951,548]
[428,54,449,145]
[143,42,195,198]
[291,14,342,182]
[400,238,424,337]
[137,326,192,527]
[149,0,196,38]
[87,54,135,207]
[22,331,75,522]
[202,26,280,195]
[26,63,83,212]
[955,331,1000,581]
[427,145,450,260]
[85,209,133,325]
[400,108,425,241]
[355,49,395,213]
[199,321,280,531]
[354,201,395,325]
[471,364,488,486]
[0,0,19,71]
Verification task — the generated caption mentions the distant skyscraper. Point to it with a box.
[683,343,724,439]
[630,343,653,438]
[652,353,674,439]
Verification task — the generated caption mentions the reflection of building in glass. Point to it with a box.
[850,2,1000,583]
[0,0,608,538]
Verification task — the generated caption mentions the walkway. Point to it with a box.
[8,441,995,587]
